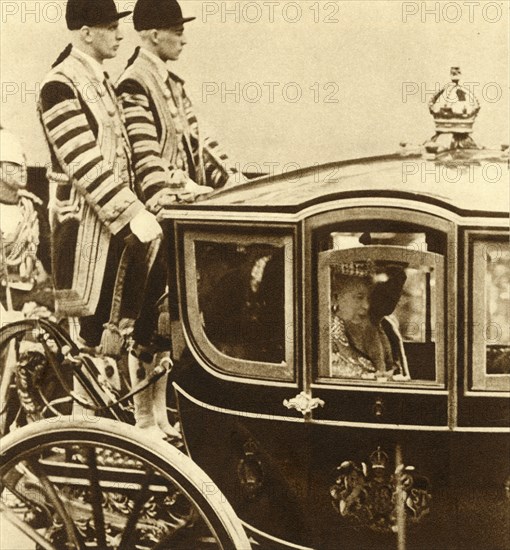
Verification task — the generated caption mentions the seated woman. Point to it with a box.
[330,261,409,380]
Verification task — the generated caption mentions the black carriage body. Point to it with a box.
[161,150,510,549]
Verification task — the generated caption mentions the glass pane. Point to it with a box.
[327,258,439,383]
[195,241,285,364]
[485,243,510,375]
[393,268,436,343]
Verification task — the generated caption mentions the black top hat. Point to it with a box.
[66,0,131,30]
[134,0,196,31]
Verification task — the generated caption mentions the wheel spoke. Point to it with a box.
[84,448,107,548]
[27,456,87,550]
[118,470,152,550]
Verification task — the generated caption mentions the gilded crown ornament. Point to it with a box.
[370,446,389,470]
[401,68,508,157]
[421,66,482,152]
[428,67,480,134]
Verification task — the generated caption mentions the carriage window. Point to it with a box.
[184,231,294,381]
[471,240,510,391]
[318,234,445,386]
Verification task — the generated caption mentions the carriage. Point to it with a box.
[1,72,509,549]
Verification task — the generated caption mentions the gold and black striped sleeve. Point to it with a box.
[117,79,182,206]
[39,81,144,235]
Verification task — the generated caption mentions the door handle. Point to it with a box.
[373,397,384,418]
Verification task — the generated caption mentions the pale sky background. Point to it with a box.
[1,0,509,171]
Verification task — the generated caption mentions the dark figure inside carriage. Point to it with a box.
[199,244,285,364]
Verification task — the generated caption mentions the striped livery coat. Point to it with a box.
[38,49,145,318]
[117,49,237,209]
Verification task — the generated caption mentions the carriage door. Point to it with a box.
[311,234,448,428]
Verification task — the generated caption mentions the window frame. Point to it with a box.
[468,233,510,392]
[183,230,295,382]
[317,245,445,388]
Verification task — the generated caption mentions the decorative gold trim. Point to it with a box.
[283,391,325,416]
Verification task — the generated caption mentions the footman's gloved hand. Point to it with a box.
[130,209,163,243]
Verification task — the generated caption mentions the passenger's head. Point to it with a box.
[333,273,373,325]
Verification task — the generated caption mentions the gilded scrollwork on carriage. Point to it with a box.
[330,447,431,533]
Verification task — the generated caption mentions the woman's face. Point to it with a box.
[334,278,371,324]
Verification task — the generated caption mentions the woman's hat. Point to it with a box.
[134,0,196,31]
[334,260,375,278]
[66,0,131,30]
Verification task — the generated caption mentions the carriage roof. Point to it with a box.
[170,149,509,219]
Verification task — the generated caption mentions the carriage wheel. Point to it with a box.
[0,416,251,549]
